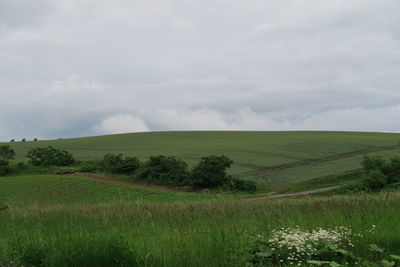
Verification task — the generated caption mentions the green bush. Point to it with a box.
[135,155,190,186]
[361,155,386,172]
[78,160,100,172]
[0,165,10,176]
[98,154,140,174]
[362,170,387,191]
[229,178,257,192]
[27,146,74,166]
[0,145,15,167]
[191,155,233,188]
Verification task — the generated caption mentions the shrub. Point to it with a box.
[0,145,15,166]
[79,160,100,172]
[136,155,190,186]
[386,156,400,184]
[98,154,140,174]
[362,170,387,191]
[27,146,74,166]
[0,165,10,176]
[229,178,257,192]
[191,155,233,188]
[361,155,386,172]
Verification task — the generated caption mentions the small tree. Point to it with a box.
[21,138,26,142]
[191,155,233,188]
[362,170,387,191]
[10,139,15,142]
[385,156,400,184]
[361,155,386,172]
[27,146,74,166]
[98,153,140,174]
[0,145,15,176]
[0,145,15,166]
[136,155,190,186]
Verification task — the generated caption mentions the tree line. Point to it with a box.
[0,145,257,192]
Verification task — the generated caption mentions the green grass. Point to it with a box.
[1,190,399,266]
[0,175,246,206]
[3,131,400,186]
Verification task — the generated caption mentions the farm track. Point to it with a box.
[69,172,342,200]
[244,185,342,201]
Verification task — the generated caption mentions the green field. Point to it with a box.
[3,131,400,186]
[1,131,400,266]
[0,175,242,206]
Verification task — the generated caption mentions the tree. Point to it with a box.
[362,170,387,191]
[361,155,386,172]
[136,155,190,186]
[27,146,74,166]
[98,153,140,174]
[191,155,234,188]
[0,145,15,166]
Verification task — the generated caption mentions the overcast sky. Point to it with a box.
[1,0,400,140]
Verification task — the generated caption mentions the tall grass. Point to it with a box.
[1,191,400,266]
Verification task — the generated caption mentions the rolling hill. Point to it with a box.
[2,131,400,186]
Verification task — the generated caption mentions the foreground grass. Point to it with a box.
[3,131,400,185]
[1,191,399,266]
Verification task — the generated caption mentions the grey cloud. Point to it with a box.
[0,0,400,140]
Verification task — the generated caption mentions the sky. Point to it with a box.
[1,0,400,140]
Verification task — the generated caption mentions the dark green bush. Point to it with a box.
[362,170,387,191]
[0,165,10,176]
[27,146,74,166]
[191,155,233,188]
[0,145,15,166]
[229,178,257,192]
[79,160,100,172]
[361,155,386,172]
[98,154,140,174]
[135,155,190,186]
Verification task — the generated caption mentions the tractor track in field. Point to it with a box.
[233,144,400,177]
[66,172,342,200]
[243,185,342,201]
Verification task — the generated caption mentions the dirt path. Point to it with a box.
[245,185,342,201]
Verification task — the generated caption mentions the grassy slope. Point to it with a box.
[0,175,244,206]
[2,131,400,186]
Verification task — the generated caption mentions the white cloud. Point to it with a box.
[150,108,235,130]
[94,114,150,134]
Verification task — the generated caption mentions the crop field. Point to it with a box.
[0,175,238,206]
[3,131,400,186]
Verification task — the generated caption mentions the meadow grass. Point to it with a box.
[0,175,249,206]
[1,190,399,266]
[3,131,400,186]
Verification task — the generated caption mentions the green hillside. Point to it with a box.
[3,131,400,186]
[0,175,234,206]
